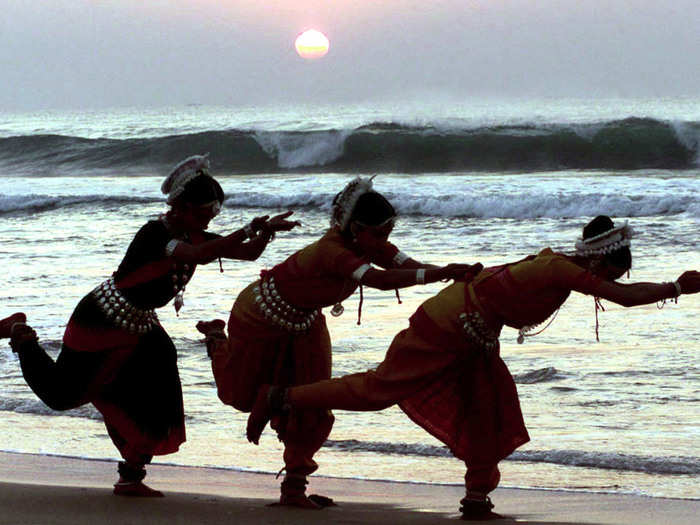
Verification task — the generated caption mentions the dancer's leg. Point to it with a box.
[108,424,163,498]
[460,465,503,520]
[248,328,455,443]
[275,323,335,509]
[197,318,273,411]
[11,324,101,411]
[113,459,163,497]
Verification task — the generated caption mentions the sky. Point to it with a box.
[1,0,699,110]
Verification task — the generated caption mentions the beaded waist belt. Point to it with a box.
[459,311,500,352]
[92,278,158,334]
[253,275,319,333]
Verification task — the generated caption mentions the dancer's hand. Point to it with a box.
[266,211,301,232]
[249,215,270,232]
[676,270,700,295]
[441,263,484,282]
[461,263,484,282]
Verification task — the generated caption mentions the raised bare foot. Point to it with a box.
[0,313,26,339]
[113,481,164,497]
[9,323,37,353]
[195,319,226,336]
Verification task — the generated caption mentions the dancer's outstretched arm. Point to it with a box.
[360,263,483,291]
[580,270,700,307]
[171,211,300,264]
[393,255,440,270]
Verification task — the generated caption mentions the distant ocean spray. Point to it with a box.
[1,117,698,176]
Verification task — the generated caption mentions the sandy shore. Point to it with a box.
[0,452,697,524]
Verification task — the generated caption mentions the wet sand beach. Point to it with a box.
[0,452,696,524]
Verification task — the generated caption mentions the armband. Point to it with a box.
[352,264,371,282]
[392,251,409,266]
[165,239,180,257]
[673,281,682,297]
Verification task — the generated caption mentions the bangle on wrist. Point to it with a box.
[673,280,682,297]
[416,268,426,285]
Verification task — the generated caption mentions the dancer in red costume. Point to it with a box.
[197,176,480,509]
[6,155,299,497]
[246,215,700,520]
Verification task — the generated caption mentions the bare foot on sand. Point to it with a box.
[113,481,164,498]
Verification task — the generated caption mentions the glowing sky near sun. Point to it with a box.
[2,1,699,109]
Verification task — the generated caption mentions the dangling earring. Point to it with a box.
[330,303,344,317]
[349,223,358,243]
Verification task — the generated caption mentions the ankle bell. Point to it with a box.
[117,461,147,483]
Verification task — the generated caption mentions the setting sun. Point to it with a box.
[294,29,329,60]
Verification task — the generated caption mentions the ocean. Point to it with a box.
[0,98,698,500]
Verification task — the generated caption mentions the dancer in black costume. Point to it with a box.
[4,155,299,496]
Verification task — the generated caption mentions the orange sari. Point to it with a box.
[211,228,401,476]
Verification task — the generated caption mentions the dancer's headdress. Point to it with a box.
[330,176,377,230]
[161,154,211,205]
[575,220,633,256]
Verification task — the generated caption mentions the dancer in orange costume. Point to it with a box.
[6,155,299,497]
[247,215,700,520]
[197,176,480,508]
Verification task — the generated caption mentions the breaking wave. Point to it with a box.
[0,117,697,176]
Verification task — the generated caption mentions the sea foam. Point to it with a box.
[324,439,700,475]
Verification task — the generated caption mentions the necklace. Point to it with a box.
[160,214,191,315]
[517,308,560,344]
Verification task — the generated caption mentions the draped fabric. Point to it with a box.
[399,308,529,467]
[212,282,335,476]
[401,249,602,464]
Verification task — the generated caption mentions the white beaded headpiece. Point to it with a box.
[330,176,376,230]
[161,154,211,204]
[575,220,634,256]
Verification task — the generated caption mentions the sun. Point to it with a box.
[294,29,330,60]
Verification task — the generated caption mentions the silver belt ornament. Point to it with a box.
[92,278,158,334]
[254,276,319,332]
[459,311,499,352]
